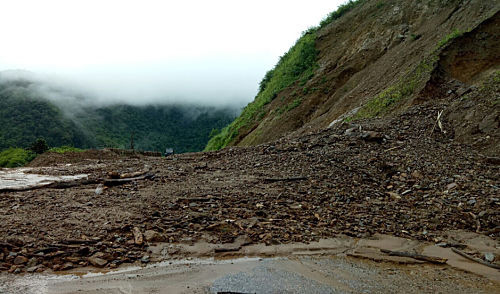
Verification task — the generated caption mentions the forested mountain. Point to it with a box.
[0,76,236,153]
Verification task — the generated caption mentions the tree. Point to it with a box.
[29,138,49,154]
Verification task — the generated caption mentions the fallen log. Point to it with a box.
[120,170,148,179]
[0,178,97,192]
[380,249,447,264]
[103,173,154,186]
[451,248,500,270]
[60,239,100,245]
[263,176,307,182]
[48,178,99,189]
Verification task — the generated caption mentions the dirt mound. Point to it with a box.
[28,149,120,167]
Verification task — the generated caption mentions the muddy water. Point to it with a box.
[0,256,498,294]
[1,233,499,294]
[0,168,87,191]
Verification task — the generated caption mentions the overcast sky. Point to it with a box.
[0,0,344,107]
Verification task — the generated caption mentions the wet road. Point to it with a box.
[0,256,498,294]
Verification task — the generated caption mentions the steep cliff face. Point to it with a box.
[207,0,499,155]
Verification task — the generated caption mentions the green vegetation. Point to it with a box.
[29,138,49,154]
[276,97,304,116]
[352,57,436,119]
[49,146,84,153]
[205,0,370,151]
[319,0,367,28]
[77,104,234,153]
[0,82,87,150]
[0,148,36,168]
[435,29,463,50]
[205,32,318,151]
[0,80,236,154]
[349,27,468,120]
[286,97,303,112]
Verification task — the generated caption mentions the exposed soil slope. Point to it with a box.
[213,0,499,154]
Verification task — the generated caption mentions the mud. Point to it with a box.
[0,99,499,276]
[1,234,499,294]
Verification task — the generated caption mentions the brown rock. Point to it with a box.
[144,230,165,242]
[8,265,17,273]
[133,227,143,245]
[65,256,82,263]
[360,131,384,143]
[88,257,108,267]
[52,264,62,271]
[387,192,401,200]
[60,262,74,271]
[26,265,43,273]
[13,256,28,265]
[411,170,423,179]
[26,257,38,268]
[0,263,11,271]
[234,234,253,246]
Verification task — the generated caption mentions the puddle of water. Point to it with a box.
[0,168,87,191]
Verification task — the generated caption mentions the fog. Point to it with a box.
[0,0,344,108]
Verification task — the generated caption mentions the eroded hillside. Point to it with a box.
[206,0,499,155]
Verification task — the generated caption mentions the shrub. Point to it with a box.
[0,148,37,168]
[319,0,367,28]
[29,138,49,154]
[48,146,84,153]
[435,29,462,50]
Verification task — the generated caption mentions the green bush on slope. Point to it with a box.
[49,146,84,153]
[205,32,318,151]
[0,148,36,168]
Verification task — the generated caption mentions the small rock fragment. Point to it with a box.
[88,257,108,267]
[387,192,401,200]
[484,252,495,263]
[140,256,150,263]
[411,170,423,179]
[26,257,38,268]
[95,184,104,195]
[133,227,143,245]
[26,265,43,273]
[13,256,28,265]
[446,183,458,190]
[144,230,165,242]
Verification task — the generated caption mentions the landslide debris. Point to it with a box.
[0,96,498,273]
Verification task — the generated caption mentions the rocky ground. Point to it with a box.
[0,99,499,275]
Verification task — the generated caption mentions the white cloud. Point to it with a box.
[0,0,344,106]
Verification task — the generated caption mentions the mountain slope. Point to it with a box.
[206,0,499,155]
[0,77,236,153]
[0,79,88,149]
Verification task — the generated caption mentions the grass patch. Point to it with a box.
[435,29,463,51]
[0,148,37,168]
[352,58,436,119]
[350,27,467,120]
[319,0,367,28]
[49,146,84,154]
[286,97,304,112]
